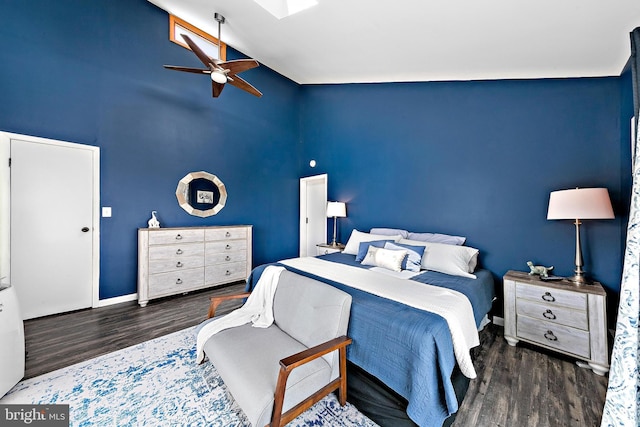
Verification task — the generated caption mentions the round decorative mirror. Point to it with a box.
[176,171,227,217]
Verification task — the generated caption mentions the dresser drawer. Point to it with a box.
[149,229,204,245]
[205,227,247,241]
[517,315,590,358]
[516,298,588,330]
[206,262,247,284]
[516,282,586,311]
[148,267,204,298]
[205,251,247,265]
[148,242,204,260]
[149,256,204,275]
[206,239,247,254]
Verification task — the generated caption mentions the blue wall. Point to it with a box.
[0,0,302,299]
[0,0,633,316]
[299,78,632,305]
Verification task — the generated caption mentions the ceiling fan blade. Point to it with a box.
[227,75,262,98]
[212,81,225,98]
[219,59,259,75]
[181,34,216,68]
[163,65,211,74]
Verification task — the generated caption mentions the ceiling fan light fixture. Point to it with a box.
[210,70,227,84]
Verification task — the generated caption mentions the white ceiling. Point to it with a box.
[148,0,640,85]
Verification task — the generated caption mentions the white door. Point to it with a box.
[299,174,327,257]
[9,135,99,319]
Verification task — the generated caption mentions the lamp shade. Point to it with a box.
[326,201,346,218]
[547,188,614,220]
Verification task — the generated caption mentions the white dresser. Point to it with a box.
[503,270,608,375]
[138,225,252,307]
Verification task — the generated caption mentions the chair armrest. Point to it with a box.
[207,292,251,318]
[271,335,352,427]
[279,335,352,372]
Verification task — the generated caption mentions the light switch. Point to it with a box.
[102,207,112,217]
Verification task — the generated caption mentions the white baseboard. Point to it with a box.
[493,316,504,326]
[95,293,138,307]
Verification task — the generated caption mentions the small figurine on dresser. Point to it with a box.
[148,211,160,228]
[526,261,553,278]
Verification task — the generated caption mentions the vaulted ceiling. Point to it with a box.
[148,0,640,84]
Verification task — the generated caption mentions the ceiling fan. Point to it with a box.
[164,13,262,98]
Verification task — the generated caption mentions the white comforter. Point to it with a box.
[281,257,479,378]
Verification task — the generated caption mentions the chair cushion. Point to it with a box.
[204,323,332,427]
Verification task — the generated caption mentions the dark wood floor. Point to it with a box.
[22,285,608,426]
[453,323,608,427]
[23,282,247,379]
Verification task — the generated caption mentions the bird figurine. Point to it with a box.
[148,211,160,229]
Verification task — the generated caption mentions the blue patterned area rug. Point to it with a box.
[1,327,377,426]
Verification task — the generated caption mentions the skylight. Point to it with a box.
[253,0,318,19]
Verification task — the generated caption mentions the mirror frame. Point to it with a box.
[176,171,227,217]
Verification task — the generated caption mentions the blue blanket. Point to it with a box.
[246,255,494,427]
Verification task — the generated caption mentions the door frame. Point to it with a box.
[299,174,327,257]
[0,131,100,308]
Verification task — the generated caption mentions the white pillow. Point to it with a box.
[361,246,407,272]
[399,238,479,278]
[343,229,402,255]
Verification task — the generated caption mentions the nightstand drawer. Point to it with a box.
[316,245,344,255]
[516,282,587,310]
[517,315,590,358]
[516,298,588,330]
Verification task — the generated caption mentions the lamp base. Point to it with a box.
[567,274,598,286]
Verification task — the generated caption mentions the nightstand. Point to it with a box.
[503,270,608,375]
[316,243,345,256]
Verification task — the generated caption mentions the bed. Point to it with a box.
[245,229,495,427]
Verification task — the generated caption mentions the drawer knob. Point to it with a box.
[543,309,556,320]
[176,249,183,255]
[175,234,183,240]
[225,244,231,250]
[176,262,183,268]
[544,330,558,341]
[225,231,231,237]
[541,292,555,302]
[176,278,183,284]
[225,270,231,276]
[225,255,231,261]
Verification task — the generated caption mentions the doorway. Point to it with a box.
[0,132,100,319]
[299,174,327,257]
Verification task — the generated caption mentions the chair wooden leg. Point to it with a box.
[338,345,348,406]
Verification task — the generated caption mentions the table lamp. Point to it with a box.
[547,187,614,284]
[326,201,347,247]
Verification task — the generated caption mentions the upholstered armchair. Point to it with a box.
[202,270,353,427]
